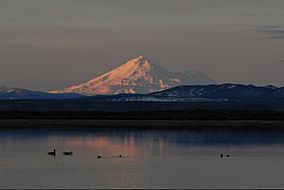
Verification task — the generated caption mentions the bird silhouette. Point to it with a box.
[48,149,56,157]
[63,151,73,156]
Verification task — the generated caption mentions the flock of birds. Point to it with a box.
[47,149,122,159]
[48,149,228,159]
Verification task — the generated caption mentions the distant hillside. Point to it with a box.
[1,83,283,112]
[0,87,84,100]
[1,84,283,105]
[149,84,284,103]
[85,83,284,103]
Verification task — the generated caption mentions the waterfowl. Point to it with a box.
[63,151,73,156]
[226,154,230,157]
[97,155,102,159]
[119,155,122,158]
[220,153,223,158]
[48,149,56,156]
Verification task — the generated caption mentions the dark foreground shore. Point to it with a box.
[1,110,283,130]
[1,119,284,131]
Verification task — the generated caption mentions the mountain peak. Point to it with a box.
[50,56,216,95]
[124,56,153,70]
[135,55,148,61]
[135,55,146,60]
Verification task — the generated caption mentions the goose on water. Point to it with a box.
[63,151,73,156]
[48,149,56,156]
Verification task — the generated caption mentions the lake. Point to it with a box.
[1,127,284,188]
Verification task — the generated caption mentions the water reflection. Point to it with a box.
[64,137,145,156]
[2,128,284,188]
[2,129,284,156]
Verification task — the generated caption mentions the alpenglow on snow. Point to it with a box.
[50,56,216,95]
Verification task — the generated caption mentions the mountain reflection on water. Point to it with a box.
[2,128,284,188]
[1,129,284,157]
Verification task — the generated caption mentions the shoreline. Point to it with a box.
[1,119,284,131]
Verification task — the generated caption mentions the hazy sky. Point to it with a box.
[0,0,284,91]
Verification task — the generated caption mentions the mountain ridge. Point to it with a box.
[0,83,283,103]
[86,83,284,103]
[0,86,84,100]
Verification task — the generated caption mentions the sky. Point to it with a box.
[0,0,284,91]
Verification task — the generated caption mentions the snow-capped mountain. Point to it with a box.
[0,87,83,100]
[50,56,216,95]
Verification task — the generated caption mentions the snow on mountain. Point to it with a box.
[50,56,216,95]
[88,83,284,103]
[148,83,284,102]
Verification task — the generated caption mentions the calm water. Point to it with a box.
[1,128,284,188]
